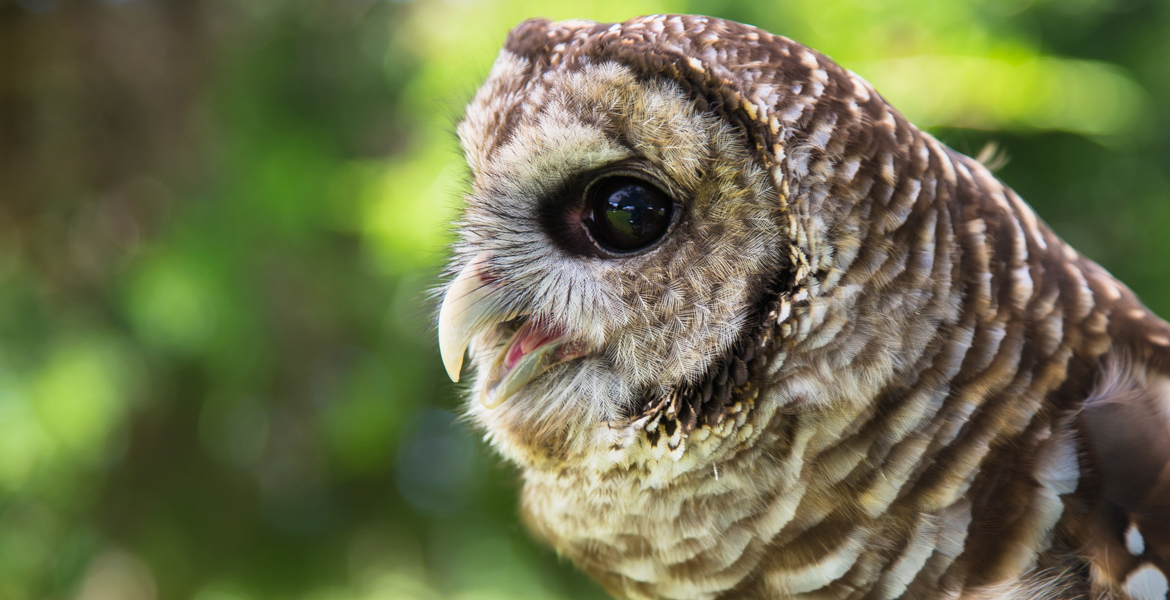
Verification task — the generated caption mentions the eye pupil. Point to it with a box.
[588,177,674,253]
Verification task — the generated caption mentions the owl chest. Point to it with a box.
[516,404,1084,600]
[519,455,786,600]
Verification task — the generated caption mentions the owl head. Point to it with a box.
[440,15,925,469]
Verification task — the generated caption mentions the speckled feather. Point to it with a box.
[447,14,1170,600]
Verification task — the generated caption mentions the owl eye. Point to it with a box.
[584,176,675,254]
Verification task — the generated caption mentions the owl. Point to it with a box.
[437,15,1170,600]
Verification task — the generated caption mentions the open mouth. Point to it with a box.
[478,318,592,408]
[439,252,593,408]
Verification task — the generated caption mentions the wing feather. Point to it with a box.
[1079,347,1170,598]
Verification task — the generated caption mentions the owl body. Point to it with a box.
[441,15,1170,600]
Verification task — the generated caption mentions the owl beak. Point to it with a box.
[438,252,525,382]
[439,253,592,408]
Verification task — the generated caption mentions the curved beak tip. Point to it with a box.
[437,252,494,384]
[440,340,465,383]
[438,290,472,383]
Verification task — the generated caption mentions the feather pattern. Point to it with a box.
[443,14,1170,600]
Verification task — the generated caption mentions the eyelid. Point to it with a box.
[579,166,679,203]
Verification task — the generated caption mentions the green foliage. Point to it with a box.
[1,0,1169,598]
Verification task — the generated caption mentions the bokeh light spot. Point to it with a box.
[126,256,220,354]
[32,338,136,458]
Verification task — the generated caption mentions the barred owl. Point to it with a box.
[437,15,1170,600]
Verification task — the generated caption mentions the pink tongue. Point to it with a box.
[504,321,564,371]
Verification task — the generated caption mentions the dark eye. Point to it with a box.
[584,176,675,253]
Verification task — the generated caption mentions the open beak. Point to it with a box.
[437,252,591,408]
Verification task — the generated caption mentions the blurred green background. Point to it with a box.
[1,0,1168,598]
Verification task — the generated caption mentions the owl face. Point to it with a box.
[440,59,786,465]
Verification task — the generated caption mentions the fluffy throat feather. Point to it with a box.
[625,244,809,439]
